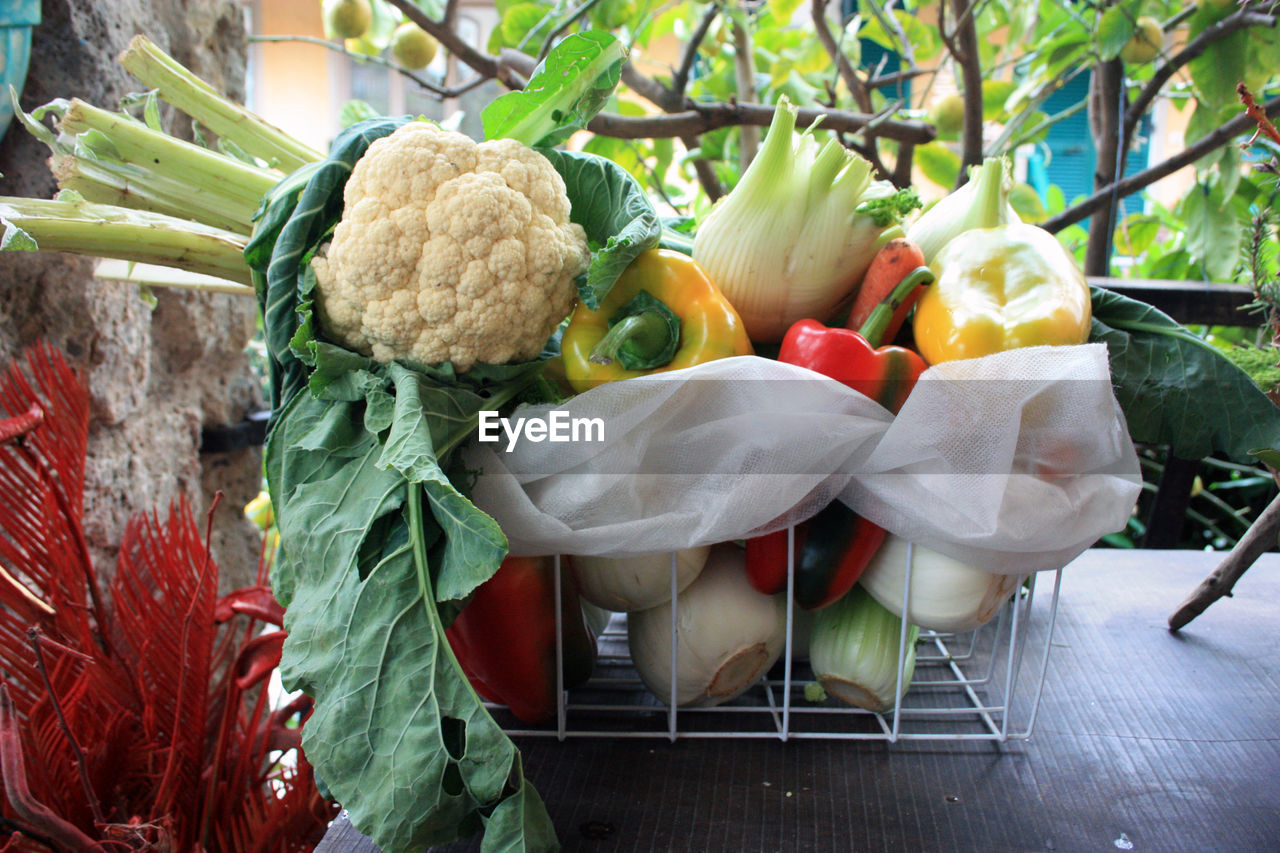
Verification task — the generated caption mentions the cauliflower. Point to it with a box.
[310,121,589,372]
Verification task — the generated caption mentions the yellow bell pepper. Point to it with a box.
[562,249,753,392]
[912,223,1092,365]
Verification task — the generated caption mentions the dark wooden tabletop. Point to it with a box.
[316,548,1280,853]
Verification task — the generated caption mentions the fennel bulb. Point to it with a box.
[808,585,919,713]
[906,157,1020,264]
[628,543,786,708]
[858,535,1019,634]
[571,547,711,612]
[692,97,919,342]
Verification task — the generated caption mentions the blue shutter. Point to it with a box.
[1027,72,1153,224]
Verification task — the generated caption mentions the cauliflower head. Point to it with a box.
[310,121,589,372]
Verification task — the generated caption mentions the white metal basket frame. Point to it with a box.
[494,531,1063,744]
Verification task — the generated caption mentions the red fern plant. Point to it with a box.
[0,342,336,851]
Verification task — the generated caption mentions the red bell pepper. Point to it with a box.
[445,555,596,725]
[743,265,934,608]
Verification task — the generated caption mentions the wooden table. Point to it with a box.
[317,548,1280,853]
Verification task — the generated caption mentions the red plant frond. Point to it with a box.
[0,343,101,677]
[0,344,333,851]
[108,501,220,848]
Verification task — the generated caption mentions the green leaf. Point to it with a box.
[0,217,38,252]
[539,147,661,309]
[767,0,804,24]
[1185,101,1230,170]
[1188,12,1250,109]
[1216,143,1243,204]
[982,80,1018,121]
[266,394,554,853]
[915,142,961,190]
[859,10,940,62]
[245,82,569,853]
[1097,6,1135,62]
[482,31,627,147]
[337,99,381,129]
[498,2,554,50]
[1112,213,1162,257]
[1179,183,1241,283]
[1090,287,1280,461]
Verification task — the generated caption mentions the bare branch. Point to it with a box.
[1085,58,1126,277]
[1169,485,1280,631]
[249,35,488,99]
[891,141,915,188]
[866,0,917,70]
[1124,8,1277,145]
[730,9,760,169]
[949,0,985,182]
[812,0,872,113]
[537,0,606,63]
[621,63,676,111]
[866,65,931,92]
[383,0,522,88]
[674,3,720,99]
[1043,94,1280,233]
[586,102,935,144]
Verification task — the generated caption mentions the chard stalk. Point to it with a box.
[0,197,253,288]
[10,93,276,235]
[117,35,323,173]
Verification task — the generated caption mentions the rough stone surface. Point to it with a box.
[0,0,264,589]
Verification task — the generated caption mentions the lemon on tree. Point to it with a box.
[322,0,372,41]
[1120,16,1163,65]
[928,93,965,139]
[391,22,439,70]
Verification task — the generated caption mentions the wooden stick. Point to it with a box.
[1169,489,1280,631]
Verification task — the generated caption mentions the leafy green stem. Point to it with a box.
[1099,316,1224,357]
[434,368,544,459]
[407,482,433,609]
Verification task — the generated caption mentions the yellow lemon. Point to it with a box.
[391,23,439,70]
[323,0,372,41]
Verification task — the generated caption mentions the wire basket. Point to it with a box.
[489,537,1063,744]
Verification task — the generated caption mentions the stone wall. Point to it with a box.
[0,0,264,588]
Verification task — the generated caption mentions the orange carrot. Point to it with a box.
[846,238,928,343]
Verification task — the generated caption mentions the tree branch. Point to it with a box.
[1169,485,1280,631]
[383,0,525,88]
[674,3,720,99]
[1043,94,1280,233]
[1124,8,1277,145]
[812,0,872,113]
[1085,57,1126,277]
[731,9,760,170]
[585,102,935,143]
[249,35,486,99]
[537,0,606,63]
[950,0,985,183]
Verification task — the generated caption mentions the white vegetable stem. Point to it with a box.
[906,156,1020,263]
[808,585,919,713]
[692,96,899,342]
[628,543,786,708]
[858,534,1019,634]
[571,547,710,612]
